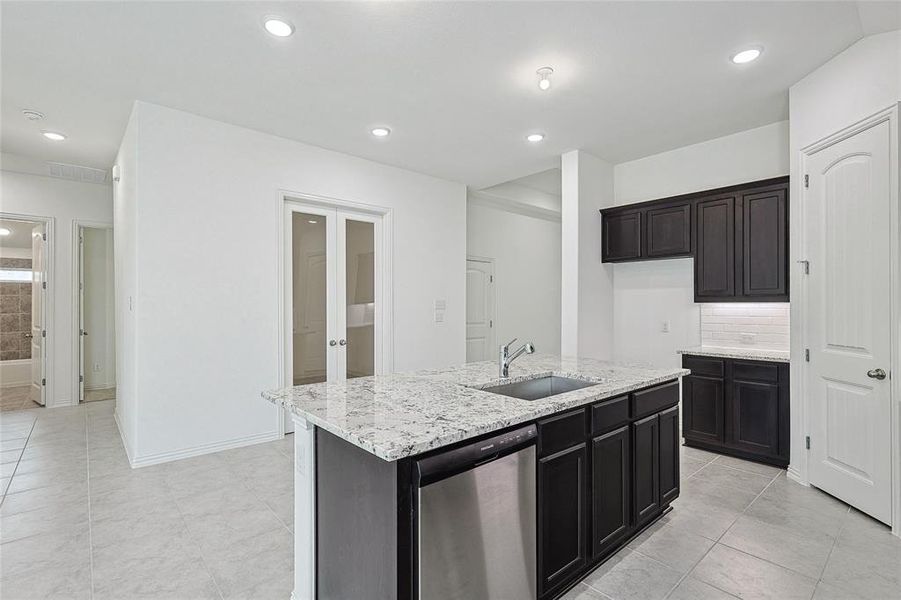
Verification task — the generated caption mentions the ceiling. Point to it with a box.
[0,219,38,250]
[1,2,896,188]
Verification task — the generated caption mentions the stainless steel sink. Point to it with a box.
[481,376,599,401]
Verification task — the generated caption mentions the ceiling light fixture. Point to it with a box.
[731,47,762,64]
[264,16,295,37]
[526,133,545,143]
[371,127,391,138]
[536,67,554,91]
[0,228,10,236]
[308,220,318,224]
[42,131,67,141]
[22,109,44,121]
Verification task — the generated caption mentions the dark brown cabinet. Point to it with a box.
[682,354,789,467]
[632,413,660,527]
[538,443,587,597]
[602,210,642,261]
[591,425,630,559]
[601,177,789,302]
[659,405,680,505]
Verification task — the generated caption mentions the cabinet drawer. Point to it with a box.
[732,360,779,383]
[682,355,724,378]
[538,409,587,458]
[591,396,630,435]
[632,381,679,419]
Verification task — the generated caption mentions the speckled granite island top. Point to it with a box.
[678,346,790,363]
[262,354,688,461]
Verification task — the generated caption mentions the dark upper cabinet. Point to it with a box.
[602,210,642,262]
[695,195,737,300]
[538,443,587,596]
[658,405,680,506]
[601,177,789,302]
[682,354,790,467]
[646,203,692,258]
[591,425,631,559]
[632,414,660,527]
[741,188,788,299]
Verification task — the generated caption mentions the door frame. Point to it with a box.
[276,190,394,436]
[465,255,496,362]
[0,212,54,407]
[795,104,900,535]
[70,220,114,404]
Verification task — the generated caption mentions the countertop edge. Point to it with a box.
[677,347,790,363]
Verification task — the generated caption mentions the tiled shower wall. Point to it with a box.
[0,259,32,361]
[700,303,790,350]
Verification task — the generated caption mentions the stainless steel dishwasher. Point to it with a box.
[415,424,537,600]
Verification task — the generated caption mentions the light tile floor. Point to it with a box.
[1,401,899,600]
[563,446,901,600]
[0,385,40,413]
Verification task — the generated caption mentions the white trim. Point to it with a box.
[292,416,316,600]
[0,211,53,408]
[276,189,394,435]
[114,408,135,466]
[70,220,114,405]
[127,430,281,469]
[468,190,562,223]
[0,359,33,388]
[796,104,900,535]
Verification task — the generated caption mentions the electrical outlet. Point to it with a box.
[661,320,670,333]
[93,363,101,372]
[434,299,446,324]
[739,333,756,345]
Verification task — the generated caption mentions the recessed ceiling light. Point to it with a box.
[731,47,762,64]
[42,131,67,141]
[0,228,11,236]
[526,133,545,143]
[537,67,554,91]
[371,127,391,138]
[22,109,44,121]
[308,219,318,224]
[264,16,294,37]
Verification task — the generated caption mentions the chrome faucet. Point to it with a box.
[499,338,535,378]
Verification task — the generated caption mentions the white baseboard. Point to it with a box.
[114,409,135,465]
[128,430,282,469]
[85,382,116,391]
[786,465,808,486]
[0,358,32,388]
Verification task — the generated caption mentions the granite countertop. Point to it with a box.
[262,354,688,461]
[678,346,790,363]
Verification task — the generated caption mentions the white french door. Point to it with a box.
[804,113,894,525]
[30,223,47,406]
[285,202,382,395]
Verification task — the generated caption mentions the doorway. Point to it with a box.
[282,197,392,431]
[75,223,115,403]
[465,256,496,362]
[0,216,49,410]
[801,107,898,527]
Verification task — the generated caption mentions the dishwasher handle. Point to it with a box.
[415,424,537,487]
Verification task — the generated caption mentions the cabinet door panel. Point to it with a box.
[728,379,779,457]
[602,211,642,261]
[695,196,736,300]
[658,405,680,505]
[742,188,788,299]
[646,203,691,257]
[538,444,587,595]
[591,426,631,559]
[632,414,660,526]
[683,375,724,443]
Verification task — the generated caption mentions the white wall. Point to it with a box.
[115,102,466,466]
[467,201,561,356]
[787,30,901,482]
[561,150,615,359]
[610,121,790,367]
[82,227,115,390]
[0,163,113,406]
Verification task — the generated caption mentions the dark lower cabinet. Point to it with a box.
[682,354,789,467]
[632,413,660,527]
[538,443,587,597]
[591,426,630,558]
[659,405,680,505]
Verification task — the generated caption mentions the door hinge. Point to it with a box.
[805,436,811,450]
[42,233,47,241]
[804,174,809,188]
[41,378,46,386]
[489,275,494,283]
[805,348,810,362]
[798,260,809,275]
[79,375,83,383]
[42,281,47,290]
[42,330,46,338]
[489,319,493,328]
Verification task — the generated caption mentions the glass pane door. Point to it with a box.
[291,211,329,385]
[341,217,375,379]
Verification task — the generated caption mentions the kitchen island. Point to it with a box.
[263,354,689,600]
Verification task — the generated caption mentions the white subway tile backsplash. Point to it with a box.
[699,303,790,351]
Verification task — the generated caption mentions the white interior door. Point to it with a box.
[78,227,85,402]
[30,224,46,406]
[466,258,495,362]
[805,117,893,525]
